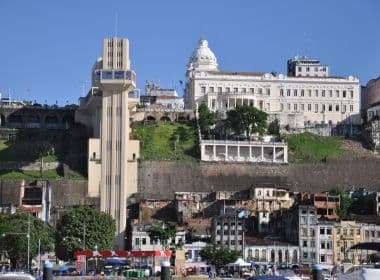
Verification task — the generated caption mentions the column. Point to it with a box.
[249,146,252,161]
[261,146,264,162]
[225,144,228,161]
[273,146,276,162]
[237,143,240,161]
[213,143,216,160]
[227,98,230,109]
[284,145,288,163]
[234,98,236,108]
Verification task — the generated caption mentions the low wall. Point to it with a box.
[138,158,380,199]
[0,161,59,171]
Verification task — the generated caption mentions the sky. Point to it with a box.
[0,0,379,105]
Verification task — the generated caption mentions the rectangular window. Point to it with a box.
[301,104,305,111]
[308,104,311,111]
[342,105,346,112]
[301,89,305,97]
[201,87,206,94]
[280,89,284,96]
[258,88,263,94]
[336,105,339,111]
[350,91,354,98]
[329,90,333,97]
[327,228,332,235]
[303,240,308,247]
[135,238,140,245]
[350,105,354,112]
[287,89,291,96]
[287,103,291,110]
[321,242,325,249]
[234,87,238,93]
[266,88,270,96]
[294,103,298,111]
[209,87,214,93]
[280,103,284,111]
[218,87,222,93]
[250,88,254,93]
[343,91,347,98]
[308,90,312,97]
[322,90,325,97]
[315,104,318,112]
[328,104,332,111]
[294,89,298,96]
[356,229,361,235]
[320,228,325,235]
[315,90,318,97]
[226,87,230,93]
[336,90,340,98]
[142,238,146,245]
[242,88,246,93]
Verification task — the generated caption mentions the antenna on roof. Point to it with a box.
[114,12,118,38]
[303,32,311,58]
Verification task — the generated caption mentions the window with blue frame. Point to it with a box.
[102,71,113,79]
[114,71,125,79]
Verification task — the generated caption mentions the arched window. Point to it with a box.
[248,249,253,259]
[254,249,260,261]
[261,250,267,262]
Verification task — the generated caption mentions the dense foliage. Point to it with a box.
[198,103,218,138]
[147,223,179,249]
[267,119,280,136]
[329,187,353,219]
[55,207,116,260]
[225,105,267,137]
[0,212,54,269]
[199,243,240,271]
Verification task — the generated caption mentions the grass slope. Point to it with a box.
[284,132,348,163]
[0,139,58,162]
[132,122,198,161]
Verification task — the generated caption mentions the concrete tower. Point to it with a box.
[76,38,140,249]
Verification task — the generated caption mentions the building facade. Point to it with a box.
[333,221,362,265]
[75,38,140,249]
[185,39,361,131]
[362,76,380,112]
[211,215,244,252]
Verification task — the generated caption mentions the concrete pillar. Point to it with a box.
[284,146,288,163]
[261,146,264,161]
[273,146,276,162]
[213,144,216,160]
[234,98,236,108]
[225,144,228,161]
[237,143,240,161]
[227,98,230,109]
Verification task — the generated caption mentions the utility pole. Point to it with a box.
[27,213,30,272]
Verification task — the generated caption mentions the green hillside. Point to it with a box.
[132,122,198,161]
[284,132,348,163]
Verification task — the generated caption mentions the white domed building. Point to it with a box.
[184,38,361,136]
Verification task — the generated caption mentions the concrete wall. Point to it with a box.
[0,179,89,207]
[138,159,380,199]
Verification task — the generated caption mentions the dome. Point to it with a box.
[187,39,218,71]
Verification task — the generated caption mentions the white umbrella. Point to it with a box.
[229,258,251,267]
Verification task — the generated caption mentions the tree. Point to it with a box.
[0,212,54,269]
[199,243,240,272]
[329,188,353,219]
[147,223,177,249]
[198,103,218,138]
[55,207,116,261]
[268,119,280,136]
[225,105,267,137]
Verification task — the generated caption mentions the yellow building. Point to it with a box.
[333,221,362,265]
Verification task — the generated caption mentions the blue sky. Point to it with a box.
[0,0,379,105]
